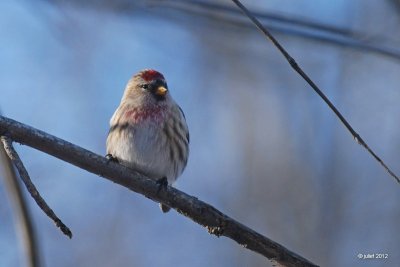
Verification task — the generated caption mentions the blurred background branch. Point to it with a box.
[1,136,72,238]
[153,0,400,60]
[0,116,40,267]
[38,0,400,61]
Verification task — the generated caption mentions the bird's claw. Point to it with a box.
[156,177,168,193]
[105,154,119,163]
[156,177,170,212]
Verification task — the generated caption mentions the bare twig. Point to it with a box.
[1,135,72,238]
[0,142,41,267]
[0,115,319,266]
[231,0,400,184]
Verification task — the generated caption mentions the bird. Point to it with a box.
[106,69,189,213]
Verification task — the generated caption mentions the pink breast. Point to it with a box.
[124,107,166,123]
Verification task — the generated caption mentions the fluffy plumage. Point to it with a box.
[106,69,189,212]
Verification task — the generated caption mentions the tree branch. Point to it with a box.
[0,115,319,267]
[1,136,72,238]
[231,0,400,184]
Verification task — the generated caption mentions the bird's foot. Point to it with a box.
[156,177,170,213]
[156,177,168,193]
[105,154,119,163]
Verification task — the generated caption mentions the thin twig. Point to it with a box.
[0,135,72,238]
[0,116,318,267]
[231,0,400,184]
[0,142,41,267]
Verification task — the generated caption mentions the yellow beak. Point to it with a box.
[155,86,168,96]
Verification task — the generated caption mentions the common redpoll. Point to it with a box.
[106,69,189,213]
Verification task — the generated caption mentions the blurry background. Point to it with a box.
[1,0,400,266]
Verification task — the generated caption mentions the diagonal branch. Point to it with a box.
[1,136,72,238]
[231,0,400,184]
[0,115,319,267]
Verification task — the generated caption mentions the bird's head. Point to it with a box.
[122,69,170,105]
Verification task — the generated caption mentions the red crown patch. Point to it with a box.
[141,69,165,82]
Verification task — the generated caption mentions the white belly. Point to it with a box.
[107,121,183,184]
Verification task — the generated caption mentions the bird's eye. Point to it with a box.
[140,84,149,90]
